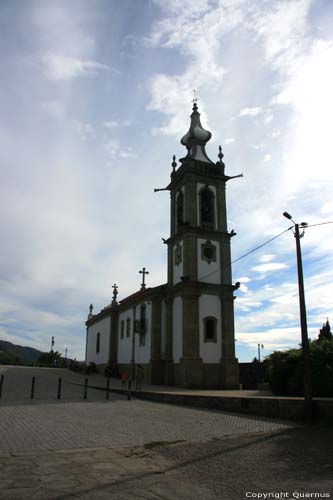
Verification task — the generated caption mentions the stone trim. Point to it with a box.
[203,316,217,343]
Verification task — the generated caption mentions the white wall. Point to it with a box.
[197,238,221,284]
[197,183,217,229]
[172,296,182,362]
[117,308,134,364]
[86,316,110,365]
[133,301,152,364]
[173,240,183,285]
[161,299,166,359]
[199,294,222,363]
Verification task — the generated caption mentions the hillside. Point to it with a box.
[0,340,43,365]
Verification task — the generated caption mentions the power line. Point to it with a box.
[198,227,292,281]
[197,221,332,282]
[231,227,292,265]
[306,221,333,228]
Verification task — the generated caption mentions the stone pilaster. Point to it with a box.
[179,289,203,388]
[150,297,164,384]
[220,287,239,388]
[164,296,174,385]
[108,307,119,365]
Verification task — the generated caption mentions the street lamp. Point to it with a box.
[283,212,313,422]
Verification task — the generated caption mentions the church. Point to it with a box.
[85,100,240,389]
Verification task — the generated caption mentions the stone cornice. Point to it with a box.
[164,225,232,245]
[86,284,168,327]
[168,159,228,191]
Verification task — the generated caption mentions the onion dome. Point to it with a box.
[180,102,213,164]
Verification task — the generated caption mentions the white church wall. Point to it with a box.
[86,316,110,365]
[134,301,152,365]
[197,238,221,284]
[161,299,166,359]
[172,296,182,362]
[196,183,217,229]
[117,308,134,364]
[173,240,183,285]
[199,294,222,363]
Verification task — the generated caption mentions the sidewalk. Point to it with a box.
[86,373,333,421]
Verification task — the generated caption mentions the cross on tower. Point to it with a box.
[139,267,149,290]
[192,89,199,104]
[112,283,118,303]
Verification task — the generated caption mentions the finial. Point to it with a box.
[192,89,199,111]
[218,145,224,162]
[88,303,94,319]
[112,284,118,305]
[171,155,177,173]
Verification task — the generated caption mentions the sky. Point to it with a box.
[0,0,333,362]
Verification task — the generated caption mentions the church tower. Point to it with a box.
[164,101,240,388]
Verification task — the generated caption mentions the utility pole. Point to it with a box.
[258,344,264,363]
[283,212,313,422]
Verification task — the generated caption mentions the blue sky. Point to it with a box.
[1,0,333,362]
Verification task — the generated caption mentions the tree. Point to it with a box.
[0,351,21,365]
[266,338,333,397]
[37,350,62,367]
[318,319,332,342]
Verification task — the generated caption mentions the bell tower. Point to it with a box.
[164,101,240,388]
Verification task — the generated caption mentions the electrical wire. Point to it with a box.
[196,221,333,282]
[306,221,333,228]
[197,227,292,281]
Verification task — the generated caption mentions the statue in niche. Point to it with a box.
[176,191,184,227]
[200,186,214,227]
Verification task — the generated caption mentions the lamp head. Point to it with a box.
[283,212,292,220]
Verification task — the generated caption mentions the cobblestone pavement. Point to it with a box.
[1,367,331,499]
[0,399,295,453]
[0,426,332,500]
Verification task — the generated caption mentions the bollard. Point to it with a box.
[57,377,62,399]
[0,374,4,399]
[127,379,131,401]
[84,378,88,400]
[106,378,110,400]
[30,376,35,399]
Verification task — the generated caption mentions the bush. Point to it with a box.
[266,339,333,397]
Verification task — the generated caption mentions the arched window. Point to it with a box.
[203,317,217,343]
[200,186,215,229]
[96,332,101,353]
[176,191,184,228]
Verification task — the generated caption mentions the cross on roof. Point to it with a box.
[193,89,199,104]
[139,267,149,290]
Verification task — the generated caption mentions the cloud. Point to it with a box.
[74,121,95,141]
[239,107,263,117]
[41,100,66,118]
[259,254,275,263]
[104,120,132,129]
[224,137,235,144]
[42,53,108,80]
[104,140,137,160]
[251,263,288,274]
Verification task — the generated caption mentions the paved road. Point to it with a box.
[0,366,331,499]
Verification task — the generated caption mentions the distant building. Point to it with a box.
[85,102,240,388]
